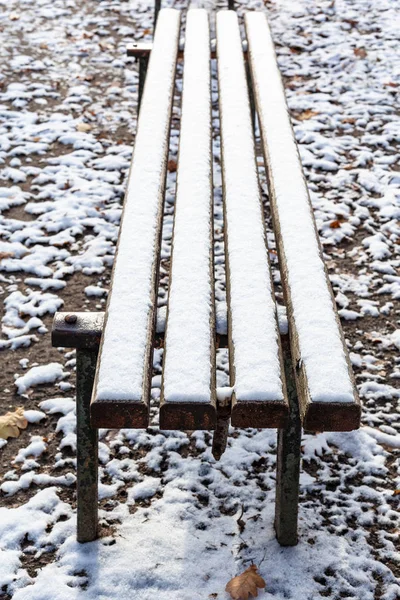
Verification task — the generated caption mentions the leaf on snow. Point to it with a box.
[77,122,92,132]
[167,159,177,173]
[295,109,319,121]
[329,220,342,229]
[225,565,266,600]
[0,407,28,440]
[354,47,367,58]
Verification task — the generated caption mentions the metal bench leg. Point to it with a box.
[138,56,149,112]
[246,64,256,131]
[274,336,301,546]
[212,397,231,460]
[154,0,161,29]
[76,348,99,543]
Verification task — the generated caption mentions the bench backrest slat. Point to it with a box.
[91,9,181,429]
[160,9,217,430]
[217,11,288,428]
[245,12,360,431]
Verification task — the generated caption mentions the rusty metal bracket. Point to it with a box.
[126,40,248,61]
[126,42,153,58]
[52,311,104,350]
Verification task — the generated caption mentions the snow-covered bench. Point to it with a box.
[52,9,360,546]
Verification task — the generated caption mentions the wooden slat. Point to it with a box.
[160,9,216,431]
[245,12,361,432]
[91,9,181,429]
[216,11,288,429]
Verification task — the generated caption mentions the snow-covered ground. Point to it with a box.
[0,0,399,598]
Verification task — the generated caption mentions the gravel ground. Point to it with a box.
[0,0,399,598]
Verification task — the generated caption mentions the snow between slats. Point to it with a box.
[217,12,284,403]
[162,10,214,403]
[94,9,180,402]
[246,12,354,404]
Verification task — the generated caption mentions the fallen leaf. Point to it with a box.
[393,489,400,496]
[354,47,367,58]
[9,12,20,20]
[0,408,28,440]
[343,18,358,27]
[330,220,341,229]
[226,565,266,600]
[0,252,14,260]
[167,159,177,173]
[295,109,319,121]
[77,122,92,132]
[99,41,114,51]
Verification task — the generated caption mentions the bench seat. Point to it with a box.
[91,8,294,432]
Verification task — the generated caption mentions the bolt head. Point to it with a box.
[64,313,78,324]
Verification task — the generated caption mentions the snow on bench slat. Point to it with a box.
[216,12,287,428]
[246,13,360,430]
[91,9,181,428]
[160,10,216,430]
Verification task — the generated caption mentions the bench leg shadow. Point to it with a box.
[274,336,301,546]
[76,348,99,543]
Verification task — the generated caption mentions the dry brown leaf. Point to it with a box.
[77,122,92,132]
[0,408,28,440]
[330,220,342,229]
[354,47,367,58]
[226,565,266,600]
[296,109,319,121]
[0,252,14,260]
[393,489,400,496]
[343,18,358,27]
[99,41,114,51]
[167,159,177,173]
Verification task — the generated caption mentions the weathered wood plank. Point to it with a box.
[91,9,181,429]
[160,9,216,431]
[246,12,361,432]
[216,11,288,429]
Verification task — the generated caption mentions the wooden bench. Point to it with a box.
[52,9,361,547]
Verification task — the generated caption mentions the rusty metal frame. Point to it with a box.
[52,312,101,542]
[54,0,303,544]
